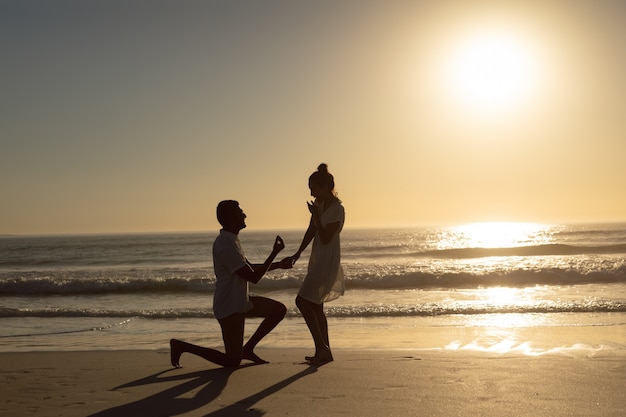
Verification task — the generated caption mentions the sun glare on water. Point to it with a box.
[445,222,552,249]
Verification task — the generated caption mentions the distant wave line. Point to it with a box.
[4,243,625,268]
[1,267,625,295]
[2,302,625,320]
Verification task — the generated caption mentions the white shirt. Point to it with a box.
[212,230,252,320]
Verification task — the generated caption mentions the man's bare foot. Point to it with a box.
[170,339,183,368]
[242,349,269,364]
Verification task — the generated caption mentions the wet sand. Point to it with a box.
[0,348,624,417]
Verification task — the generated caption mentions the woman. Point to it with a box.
[289,163,345,365]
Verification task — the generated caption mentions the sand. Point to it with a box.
[0,349,624,417]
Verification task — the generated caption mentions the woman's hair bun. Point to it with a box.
[309,163,335,191]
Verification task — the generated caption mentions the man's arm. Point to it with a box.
[235,235,285,284]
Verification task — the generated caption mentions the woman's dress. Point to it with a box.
[298,199,345,304]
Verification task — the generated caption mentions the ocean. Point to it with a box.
[1,223,625,355]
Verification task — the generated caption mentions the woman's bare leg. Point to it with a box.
[296,295,333,364]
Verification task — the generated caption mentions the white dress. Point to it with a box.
[298,199,345,304]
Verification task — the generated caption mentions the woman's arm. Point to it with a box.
[309,202,341,244]
[290,217,315,264]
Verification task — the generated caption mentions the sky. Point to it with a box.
[2,0,625,235]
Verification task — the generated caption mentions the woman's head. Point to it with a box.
[308,163,335,198]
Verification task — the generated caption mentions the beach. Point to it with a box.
[1,347,624,417]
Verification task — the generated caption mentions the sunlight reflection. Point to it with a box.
[476,287,545,313]
[444,339,605,356]
[440,222,554,249]
[465,311,543,327]
[442,311,610,356]
[454,288,545,323]
[481,287,520,307]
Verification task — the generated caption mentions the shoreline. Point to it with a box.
[3,312,625,354]
[1,348,624,417]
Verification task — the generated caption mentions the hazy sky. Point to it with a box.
[2,0,625,234]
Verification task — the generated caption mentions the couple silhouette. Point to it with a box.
[171,164,344,367]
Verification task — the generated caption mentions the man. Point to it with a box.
[170,200,292,367]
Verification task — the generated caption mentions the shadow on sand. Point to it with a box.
[88,363,320,417]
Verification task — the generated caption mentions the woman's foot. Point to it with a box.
[305,349,333,365]
[170,339,183,368]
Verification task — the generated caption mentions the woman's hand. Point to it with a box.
[277,257,295,269]
[288,252,301,265]
[307,201,317,215]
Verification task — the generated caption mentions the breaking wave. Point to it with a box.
[2,300,625,320]
[1,262,625,295]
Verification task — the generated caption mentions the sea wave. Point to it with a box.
[0,276,212,295]
[1,300,625,320]
[1,264,625,295]
[347,268,626,289]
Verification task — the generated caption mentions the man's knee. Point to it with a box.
[251,296,286,320]
[275,302,287,319]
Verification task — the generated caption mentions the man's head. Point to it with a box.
[216,200,246,232]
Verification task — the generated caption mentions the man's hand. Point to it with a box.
[273,235,285,253]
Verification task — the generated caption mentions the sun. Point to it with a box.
[442,29,540,114]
